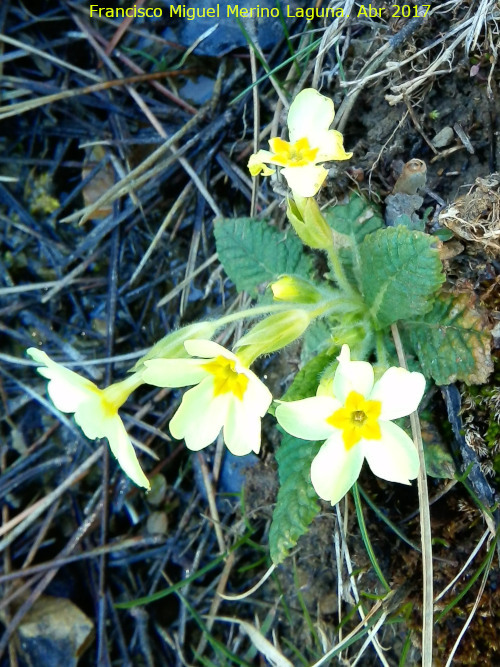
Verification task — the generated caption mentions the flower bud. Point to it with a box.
[235,310,312,361]
[271,275,323,304]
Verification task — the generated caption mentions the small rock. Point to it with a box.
[18,596,94,667]
[193,450,259,502]
[385,193,424,230]
[147,511,169,535]
[432,126,454,149]
[162,0,292,56]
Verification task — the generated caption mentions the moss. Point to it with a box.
[461,357,500,479]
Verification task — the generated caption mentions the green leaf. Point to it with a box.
[214,218,311,295]
[269,352,337,563]
[406,292,493,385]
[424,444,456,479]
[269,432,322,564]
[322,193,384,286]
[300,319,332,363]
[282,350,335,402]
[359,226,444,329]
[323,192,384,246]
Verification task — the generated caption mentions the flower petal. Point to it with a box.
[333,357,374,403]
[224,397,262,455]
[370,367,426,420]
[27,348,99,413]
[310,433,364,504]
[143,358,206,387]
[275,396,341,440]
[169,379,229,450]
[281,164,328,197]
[105,415,150,489]
[363,421,419,484]
[74,397,107,440]
[241,371,273,417]
[248,150,276,176]
[287,88,335,144]
[315,129,353,163]
[184,339,237,361]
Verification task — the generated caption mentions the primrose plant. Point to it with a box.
[29,88,492,564]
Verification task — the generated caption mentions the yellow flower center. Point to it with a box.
[269,137,319,168]
[87,386,118,419]
[99,373,143,417]
[201,356,249,401]
[326,391,382,450]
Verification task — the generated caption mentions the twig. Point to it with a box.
[0,448,103,549]
[250,43,259,218]
[197,453,226,555]
[156,252,218,308]
[0,504,102,661]
[0,69,196,121]
[334,15,426,132]
[195,551,236,658]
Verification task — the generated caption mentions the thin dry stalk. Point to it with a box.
[391,323,433,667]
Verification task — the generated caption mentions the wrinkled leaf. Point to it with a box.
[323,192,384,247]
[406,292,493,385]
[301,319,333,363]
[420,420,456,479]
[269,432,322,564]
[214,217,311,295]
[359,226,444,329]
[424,444,456,479]
[282,350,334,402]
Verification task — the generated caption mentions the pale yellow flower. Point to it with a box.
[142,340,272,455]
[28,348,150,489]
[275,345,425,505]
[248,88,352,197]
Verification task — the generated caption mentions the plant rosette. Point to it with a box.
[275,344,425,504]
[248,88,352,198]
[142,339,273,456]
[27,348,150,489]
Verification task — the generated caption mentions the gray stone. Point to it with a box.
[162,0,293,56]
[18,596,94,667]
[432,126,454,148]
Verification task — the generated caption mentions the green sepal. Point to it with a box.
[130,322,216,373]
[269,432,322,564]
[270,275,324,304]
[235,309,311,361]
[287,196,333,250]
